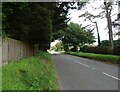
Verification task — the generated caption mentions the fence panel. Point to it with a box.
[2,38,8,64]
[2,38,38,64]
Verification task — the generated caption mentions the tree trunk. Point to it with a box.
[107,13,113,50]
[104,1,114,50]
[118,1,120,39]
[88,19,101,46]
[95,22,101,46]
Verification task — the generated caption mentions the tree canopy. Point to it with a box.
[62,22,95,51]
[101,39,120,46]
[2,2,75,51]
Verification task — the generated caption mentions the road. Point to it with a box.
[52,54,119,90]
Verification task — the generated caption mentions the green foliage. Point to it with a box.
[79,11,101,46]
[51,2,71,33]
[50,46,56,51]
[80,45,120,55]
[65,52,120,64]
[3,3,52,45]
[52,30,64,41]
[101,39,120,46]
[85,46,109,54]
[2,2,74,51]
[63,44,69,51]
[50,41,64,51]
[52,2,87,41]
[2,52,59,90]
[55,41,64,51]
[79,11,100,20]
[100,40,110,46]
[116,31,120,36]
[62,22,95,51]
[113,46,120,55]
[80,45,89,52]
[113,39,120,46]
[112,2,120,28]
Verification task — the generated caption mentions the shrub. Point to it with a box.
[70,47,77,52]
[113,45,120,55]
[80,45,89,52]
[84,46,120,55]
[86,46,109,54]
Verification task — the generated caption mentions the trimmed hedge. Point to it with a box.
[86,46,109,54]
[80,46,120,55]
[113,46,120,55]
[80,45,88,52]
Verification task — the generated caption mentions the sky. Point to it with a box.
[51,0,118,46]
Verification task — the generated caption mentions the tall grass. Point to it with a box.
[2,52,59,90]
[65,52,119,64]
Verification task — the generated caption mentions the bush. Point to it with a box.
[113,46,120,55]
[70,47,77,52]
[80,45,89,52]
[86,46,109,54]
[84,46,120,55]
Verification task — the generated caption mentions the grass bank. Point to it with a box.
[2,51,59,90]
[65,52,120,64]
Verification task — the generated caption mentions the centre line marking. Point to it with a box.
[74,61,89,67]
[103,72,120,81]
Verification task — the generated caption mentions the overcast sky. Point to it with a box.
[68,0,118,45]
[51,0,118,46]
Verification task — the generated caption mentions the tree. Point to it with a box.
[101,39,120,46]
[78,0,118,51]
[2,3,52,51]
[79,12,101,46]
[100,40,110,46]
[2,2,75,51]
[104,0,114,50]
[112,1,120,29]
[52,2,87,41]
[116,32,120,36]
[112,1,120,39]
[55,41,64,51]
[62,22,95,51]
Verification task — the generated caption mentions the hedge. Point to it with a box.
[80,46,120,55]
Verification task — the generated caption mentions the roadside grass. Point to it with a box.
[2,51,59,90]
[65,52,120,64]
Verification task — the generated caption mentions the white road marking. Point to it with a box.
[103,72,120,81]
[74,60,78,63]
[73,60,120,81]
[74,61,89,67]
[69,59,119,81]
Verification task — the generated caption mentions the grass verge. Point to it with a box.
[65,52,120,64]
[2,51,59,90]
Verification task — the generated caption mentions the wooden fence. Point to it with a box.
[0,37,2,65]
[2,37,38,64]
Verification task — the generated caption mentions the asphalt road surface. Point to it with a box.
[52,54,119,90]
